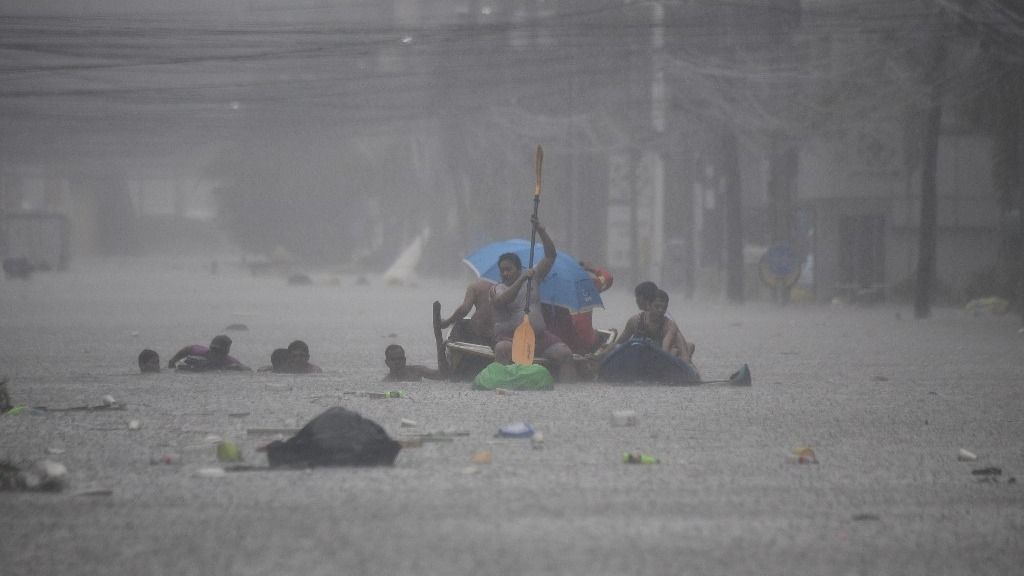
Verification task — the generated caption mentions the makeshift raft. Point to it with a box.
[444,328,618,381]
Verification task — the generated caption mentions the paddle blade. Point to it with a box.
[511,316,535,365]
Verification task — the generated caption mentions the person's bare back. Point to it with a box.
[440,278,495,344]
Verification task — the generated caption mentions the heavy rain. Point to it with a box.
[1,2,1022,575]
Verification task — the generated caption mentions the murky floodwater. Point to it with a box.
[2,256,1023,576]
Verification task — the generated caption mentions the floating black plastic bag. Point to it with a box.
[265,407,401,468]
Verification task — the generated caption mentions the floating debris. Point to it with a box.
[852,513,881,522]
[958,449,977,462]
[611,410,637,427]
[623,453,659,465]
[217,441,242,463]
[531,432,545,450]
[789,447,818,464]
[496,422,534,438]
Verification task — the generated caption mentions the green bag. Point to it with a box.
[472,362,554,391]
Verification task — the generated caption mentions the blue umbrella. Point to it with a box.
[463,239,604,313]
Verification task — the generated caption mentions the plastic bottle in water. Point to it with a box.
[623,452,659,464]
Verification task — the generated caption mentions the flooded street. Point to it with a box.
[2,258,1023,575]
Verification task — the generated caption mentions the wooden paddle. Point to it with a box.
[512,145,543,365]
[431,300,450,377]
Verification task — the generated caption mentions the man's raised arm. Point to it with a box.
[532,214,557,283]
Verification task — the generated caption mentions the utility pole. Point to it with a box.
[768,140,798,305]
[914,42,946,319]
[722,126,744,303]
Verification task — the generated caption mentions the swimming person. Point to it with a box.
[138,349,161,373]
[167,334,250,371]
[382,344,444,382]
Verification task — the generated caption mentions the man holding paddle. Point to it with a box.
[491,214,575,382]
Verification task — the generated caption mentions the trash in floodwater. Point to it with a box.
[852,513,881,522]
[2,460,69,492]
[471,450,492,464]
[128,420,141,430]
[611,410,637,427]
[349,391,405,399]
[195,467,226,478]
[531,432,545,450]
[150,453,182,465]
[972,467,1002,476]
[623,453,659,464]
[400,419,417,428]
[246,427,300,436]
[958,449,977,462]
[217,441,242,463]
[965,297,1009,316]
[265,407,401,468]
[789,447,818,464]
[496,422,534,438]
[399,428,468,443]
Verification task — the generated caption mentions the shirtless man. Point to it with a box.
[491,214,574,381]
[167,334,250,371]
[257,348,290,373]
[438,278,495,345]
[382,344,445,382]
[285,340,322,373]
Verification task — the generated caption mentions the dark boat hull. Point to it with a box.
[597,338,700,385]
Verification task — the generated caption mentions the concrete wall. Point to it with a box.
[798,131,1000,303]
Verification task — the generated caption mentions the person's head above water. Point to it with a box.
[634,281,659,310]
[286,339,311,369]
[384,344,406,371]
[209,334,232,352]
[270,348,290,371]
[288,339,309,356]
[207,335,232,363]
[138,349,160,373]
